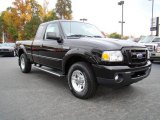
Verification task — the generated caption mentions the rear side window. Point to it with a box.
[44,23,59,39]
[34,25,45,40]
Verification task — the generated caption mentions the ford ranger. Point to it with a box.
[16,20,151,99]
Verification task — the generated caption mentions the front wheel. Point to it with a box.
[68,62,97,99]
[150,60,154,63]
[20,54,32,73]
[11,51,16,57]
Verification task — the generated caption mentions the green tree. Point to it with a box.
[1,0,44,41]
[43,9,58,22]
[108,32,121,39]
[7,25,18,42]
[1,0,59,41]
[12,0,43,40]
[24,16,41,40]
[55,0,72,20]
[122,36,129,40]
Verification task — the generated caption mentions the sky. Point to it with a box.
[0,0,160,37]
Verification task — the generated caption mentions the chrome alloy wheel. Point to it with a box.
[71,70,86,92]
[20,57,25,70]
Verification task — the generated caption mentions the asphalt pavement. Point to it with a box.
[0,57,160,120]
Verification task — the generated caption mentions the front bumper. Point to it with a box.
[0,51,13,56]
[92,61,151,86]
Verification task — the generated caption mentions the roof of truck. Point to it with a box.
[40,20,89,25]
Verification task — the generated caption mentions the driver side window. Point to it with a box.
[45,23,59,40]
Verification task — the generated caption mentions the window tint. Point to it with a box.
[61,21,104,38]
[45,23,59,39]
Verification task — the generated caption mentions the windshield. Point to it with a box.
[61,21,104,38]
[139,36,154,43]
[0,43,15,47]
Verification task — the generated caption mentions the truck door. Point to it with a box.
[39,23,65,70]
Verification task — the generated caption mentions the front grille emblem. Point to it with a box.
[137,53,143,59]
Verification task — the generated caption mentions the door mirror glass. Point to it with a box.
[46,32,62,42]
[46,32,58,39]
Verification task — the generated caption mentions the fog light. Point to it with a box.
[114,74,123,83]
[115,75,119,81]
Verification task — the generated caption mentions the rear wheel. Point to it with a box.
[20,54,31,73]
[68,62,97,99]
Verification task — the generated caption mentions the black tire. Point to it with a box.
[20,53,31,73]
[124,84,132,87]
[11,51,16,57]
[150,60,154,63]
[68,62,97,99]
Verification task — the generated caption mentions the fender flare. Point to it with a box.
[62,48,98,74]
[17,45,27,57]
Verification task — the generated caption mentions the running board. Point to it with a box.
[34,66,64,77]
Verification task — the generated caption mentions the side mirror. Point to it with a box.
[46,32,62,42]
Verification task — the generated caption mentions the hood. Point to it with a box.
[67,38,145,51]
[139,42,158,46]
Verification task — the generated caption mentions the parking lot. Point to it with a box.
[0,57,160,120]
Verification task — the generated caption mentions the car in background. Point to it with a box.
[126,37,141,43]
[126,38,137,43]
[139,36,160,62]
[0,43,16,57]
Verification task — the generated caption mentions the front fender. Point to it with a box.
[16,44,27,57]
[62,48,98,74]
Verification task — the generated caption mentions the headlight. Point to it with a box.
[156,47,160,53]
[101,51,123,62]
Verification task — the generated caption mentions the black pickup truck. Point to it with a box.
[16,20,151,99]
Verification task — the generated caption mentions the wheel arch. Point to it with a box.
[17,45,27,57]
[62,49,97,75]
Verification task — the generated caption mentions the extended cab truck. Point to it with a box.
[16,20,151,99]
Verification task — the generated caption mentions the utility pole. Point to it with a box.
[156,17,159,36]
[151,0,154,36]
[118,1,125,38]
[149,0,154,36]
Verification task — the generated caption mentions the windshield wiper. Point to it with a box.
[67,34,103,38]
[67,34,93,38]
[92,35,102,38]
